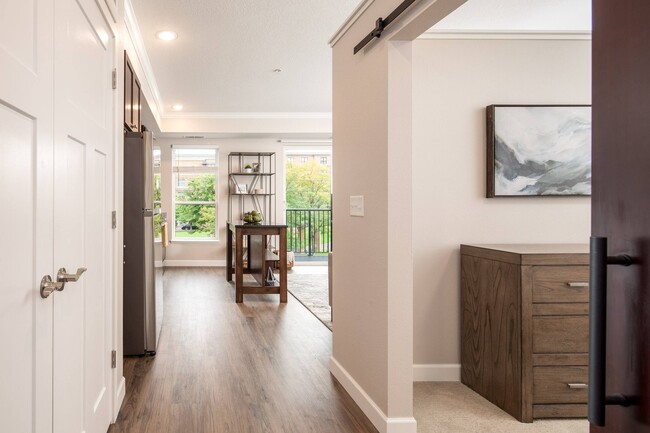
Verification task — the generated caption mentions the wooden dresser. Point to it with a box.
[460,244,590,423]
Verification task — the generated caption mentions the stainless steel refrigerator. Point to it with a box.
[123,131,164,355]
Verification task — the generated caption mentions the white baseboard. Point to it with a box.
[113,376,126,422]
[164,260,225,267]
[329,357,417,433]
[413,364,461,382]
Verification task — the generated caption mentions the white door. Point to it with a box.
[0,0,114,432]
[53,0,114,433]
[0,0,55,432]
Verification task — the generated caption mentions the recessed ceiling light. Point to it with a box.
[172,104,183,111]
[156,31,178,41]
[273,68,282,73]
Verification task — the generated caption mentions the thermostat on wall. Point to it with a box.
[350,195,364,217]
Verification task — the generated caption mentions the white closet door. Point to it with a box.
[53,0,114,432]
[0,0,55,432]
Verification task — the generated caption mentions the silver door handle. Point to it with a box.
[568,383,589,389]
[40,275,64,298]
[57,267,87,291]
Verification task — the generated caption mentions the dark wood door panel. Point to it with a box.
[592,0,650,430]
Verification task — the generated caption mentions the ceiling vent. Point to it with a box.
[183,135,205,139]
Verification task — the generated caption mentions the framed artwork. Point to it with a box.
[486,105,592,197]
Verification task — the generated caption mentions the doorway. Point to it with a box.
[284,146,333,329]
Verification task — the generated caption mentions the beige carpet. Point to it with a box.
[286,266,332,330]
[414,383,588,433]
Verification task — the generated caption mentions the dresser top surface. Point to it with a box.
[462,244,589,255]
[461,244,589,265]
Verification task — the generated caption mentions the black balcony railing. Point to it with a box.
[286,208,332,255]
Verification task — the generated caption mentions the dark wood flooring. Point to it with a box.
[109,267,377,433]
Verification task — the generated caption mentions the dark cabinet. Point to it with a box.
[124,52,141,132]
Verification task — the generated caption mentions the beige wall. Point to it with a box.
[332,29,391,414]
[412,37,592,369]
[331,1,466,429]
[155,138,286,263]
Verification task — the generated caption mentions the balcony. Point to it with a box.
[286,209,332,261]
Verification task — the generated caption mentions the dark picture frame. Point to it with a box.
[486,105,592,198]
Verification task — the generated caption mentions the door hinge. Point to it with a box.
[112,68,117,90]
[112,210,117,229]
[111,350,117,368]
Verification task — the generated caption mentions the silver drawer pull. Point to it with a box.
[567,383,588,389]
[566,282,589,287]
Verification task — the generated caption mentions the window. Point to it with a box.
[172,147,218,240]
[287,156,293,164]
[153,148,162,241]
[301,156,308,163]
[320,156,327,165]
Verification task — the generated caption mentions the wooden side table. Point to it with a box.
[226,221,287,303]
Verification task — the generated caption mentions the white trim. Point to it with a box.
[113,376,126,422]
[329,357,417,433]
[123,0,164,119]
[329,0,377,47]
[279,139,333,144]
[164,260,226,267]
[162,112,333,120]
[418,30,592,40]
[413,364,461,382]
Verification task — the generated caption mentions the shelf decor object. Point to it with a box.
[486,105,592,198]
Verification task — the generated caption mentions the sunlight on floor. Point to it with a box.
[291,265,328,275]
[414,383,588,433]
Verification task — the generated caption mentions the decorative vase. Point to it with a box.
[244,168,252,173]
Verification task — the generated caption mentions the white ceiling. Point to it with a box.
[430,0,591,32]
[130,0,359,114]
[130,0,591,119]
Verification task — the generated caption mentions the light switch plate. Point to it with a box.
[350,195,364,217]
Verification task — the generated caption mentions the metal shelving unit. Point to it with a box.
[227,152,277,224]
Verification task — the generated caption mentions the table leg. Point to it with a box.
[226,225,232,282]
[279,227,287,303]
[235,229,244,303]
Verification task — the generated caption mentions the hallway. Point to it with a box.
[109,268,376,433]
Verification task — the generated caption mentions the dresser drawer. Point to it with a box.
[533,366,588,404]
[533,316,589,353]
[532,266,590,303]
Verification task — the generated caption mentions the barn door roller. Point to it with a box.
[353,0,419,54]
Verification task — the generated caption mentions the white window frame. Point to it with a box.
[171,145,219,242]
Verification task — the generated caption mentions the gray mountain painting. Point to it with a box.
[493,106,591,196]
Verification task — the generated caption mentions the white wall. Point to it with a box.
[155,138,286,264]
[411,37,592,375]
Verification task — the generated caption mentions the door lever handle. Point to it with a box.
[58,267,87,282]
[40,275,64,298]
[56,267,87,291]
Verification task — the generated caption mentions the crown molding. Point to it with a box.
[124,0,165,120]
[329,0,376,47]
[419,30,592,40]
[161,112,333,120]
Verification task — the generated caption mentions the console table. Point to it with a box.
[226,222,287,303]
